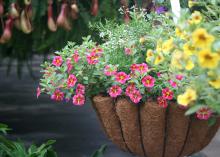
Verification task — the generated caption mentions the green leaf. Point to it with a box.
[185,105,203,116]
[91,145,107,157]
[208,117,217,127]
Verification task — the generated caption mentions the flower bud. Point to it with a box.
[20,10,32,34]
[10,3,20,18]
[91,0,98,16]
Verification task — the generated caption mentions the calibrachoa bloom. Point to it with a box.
[142,75,155,88]
[92,47,103,54]
[124,47,132,55]
[51,89,64,101]
[67,74,77,88]
[37,86,41,98]
[66,58,73,73]
[72,51,80,63]
[87,52,99,65]
[125,83,136,97]
[137,63,148,74]
[162,88,174,100]
[176,74,184,81]
[130,64,138,72]
[169,80,177,88]
[72,94,85,106]
[115,72,129,84]
[129,89,142,104]
[157,72,161,77]
[52,56,63,67]
[76,83,85,94]
[104,65,117,76]
[108,85,122,98]
[196,107,212,120]
[157,96,168,108]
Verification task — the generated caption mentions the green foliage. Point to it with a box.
[91,145,107,157]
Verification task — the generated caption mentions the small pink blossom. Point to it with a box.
[115,72,129,84]
[176,74,184,81]
[87,52,99,65]
[92,47,103,54]
[129,89,142,104]
[51,89,64,101]
[157,72,161,77]
[52,56,63,67]
[162,88,174,100]
[76,84,85,95]
[196,107,212,120]
[141,75,155,88]
[157,96,168,108]
[108,85,122,98]
[124,48,132,55]
[130,64,139,72]
[37,86,41,98]
[125,83,136,97]
[104,65,117,76]
[72,51,80,63]
[137,63,148,74]
[169,80,177,88]
[67,74,77,88]
[66,58,73,73]
[72,94,85,106]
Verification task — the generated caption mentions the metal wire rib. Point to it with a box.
[162,105,170,157]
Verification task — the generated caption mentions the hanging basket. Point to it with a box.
[92,95,220,157]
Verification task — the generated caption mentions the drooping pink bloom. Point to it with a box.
[168,80,177,88]
[52,56,63,67]
[51,89,64,101]
[104,65,117,76]
[37,86,41,98]
[67,74,77,88]
[124,47,132,55]
[125,83,136,97]
[108,85,122,98]
[162,88,174,100]
[196,107,212,120]
[157,96,168,108]
[129,89,142,104]
[66,58,73,73]
[72,94,85,106]
[157,72,161,77]
[87,52,99,65]
[141,75,155,88]
[115,72,129,84]
[137,63,148,74]
[130,64,139,72]
[72,50,80,63]
[176,74,184,81]
[76,83,85,95]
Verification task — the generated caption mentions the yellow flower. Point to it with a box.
[209,77,220,89]
[177,88,197,106]
[139,37,145,44]
[175,27,182,37]
[192,28,215,48]
[188,0,197,8]
[185,59,195,70]
[198,49,219,69]
[146,49,154,62]
[162,38,174,53]
[154,54,164,65]
[171,50,183,69]
[189,11,202,25]
[183,43,197,56]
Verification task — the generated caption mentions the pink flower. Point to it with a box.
[115,72,129,84]
[124,48,132,55]
[129,89,142,104]
[168,80,177,88]
[66,58,73,73]
[72,94,85,106]
[37,86,41,98]
[162,88,174,100]
[125,83,136,97]
[196,107,212,120]
[51,89,64,101]
[87,52,99,65]
[157,96,168,108]
[67,74,77,88]
[108,85,122,98]
[141,75,155,88]
[92,47,103,54]
[104,65,117,76]
[137,63,148,74]
[157,72,161,77]
[76,84,85,94]
[52,56,63,67]
[130,64,139,72]
[176,74,184,81]
[72,51,80,63]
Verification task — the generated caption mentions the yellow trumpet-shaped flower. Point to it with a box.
[175,27,187,40]
[188,0,197,8]
[146,49,154,62]
[192,28,215,48]
[183,43,197,56]
[171,50,183,69]
[189,11,202,25]
[209,77,220,89]
[177,88,197,106]
[154,54,164,65]
[185,59,195,71]
[162,38,174,53]
[139,37,145,44]
[198,49,219,69]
